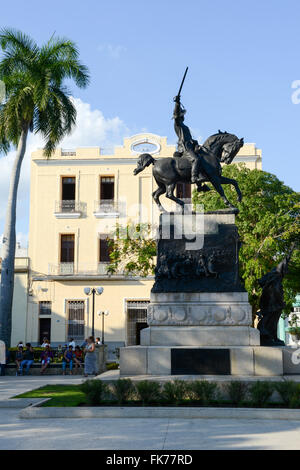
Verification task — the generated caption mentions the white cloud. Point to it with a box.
[0,97,130,247]
[61,98,129,149]
[97,44,127,59]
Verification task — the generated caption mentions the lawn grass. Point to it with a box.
[13,384,86,407]
[12,383,299,409]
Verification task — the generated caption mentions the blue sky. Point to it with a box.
[1,0,300,245]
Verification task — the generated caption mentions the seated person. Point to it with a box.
[74,346,83,372]
[40,345,53,374]
[41,337,51,348]
[20,343,34,375]
[15,346,24,375]
[62,345,74,375]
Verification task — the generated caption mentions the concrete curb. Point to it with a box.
[19,405,300,420]
[0,398,45,409]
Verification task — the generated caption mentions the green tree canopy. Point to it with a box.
[192,164,300,316]
[107,223,156,277]
[0,28,89,155]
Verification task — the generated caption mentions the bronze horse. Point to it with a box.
[133,131,244,212]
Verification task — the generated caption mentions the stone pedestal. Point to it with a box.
[119,211,283,377]
[119,346,283,377]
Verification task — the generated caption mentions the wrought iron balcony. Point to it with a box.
[48,263,124,276]
[93,200,120,217]
[54,200,86,218]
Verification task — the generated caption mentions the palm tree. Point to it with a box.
[0,29,89,346]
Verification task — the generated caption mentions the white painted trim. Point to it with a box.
[54,212,81,219]
[130,137,161,155]
[93,212,119,219]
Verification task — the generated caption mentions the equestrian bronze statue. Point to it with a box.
[133,69,244,212]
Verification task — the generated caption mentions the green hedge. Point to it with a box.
[78,379,300,408]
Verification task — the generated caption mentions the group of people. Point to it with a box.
[15,336,102,376]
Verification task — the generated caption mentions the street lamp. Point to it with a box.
[84,286,104,337]
[98,310,109,344]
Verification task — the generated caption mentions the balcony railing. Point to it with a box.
[54,200,86,217]
[59,263,74,275]
[98,262,110,275]
[61,149,76,156]
[48,263,124,276]
[94,200,120,217]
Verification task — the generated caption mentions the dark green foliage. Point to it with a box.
[249,381,274,407]
[193,164,300,319]
[225,381,248,405]
[79,379,109,405]
[135,380,161,405]
[106,362,119,371]
[112,379,135,404]
[189,380,217,404]
[275,381,300,408]
[162,380,188,405]
[107,223,156,276]
[0,28,90,156]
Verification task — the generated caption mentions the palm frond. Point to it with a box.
[0,28,39,62]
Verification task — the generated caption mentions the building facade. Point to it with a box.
[25,133,262,358]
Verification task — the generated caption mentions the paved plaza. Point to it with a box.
[1,376,300,450]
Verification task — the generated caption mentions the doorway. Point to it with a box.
[39,318,51,345]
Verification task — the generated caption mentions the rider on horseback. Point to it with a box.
[173,95,206,185]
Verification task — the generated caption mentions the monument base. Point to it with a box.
[119,345,284,377]
[119,212,285,378]
[141,326,260,347]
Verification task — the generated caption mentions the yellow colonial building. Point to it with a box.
[25,133,262,358]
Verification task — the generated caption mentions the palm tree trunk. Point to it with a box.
[0,126,28,347]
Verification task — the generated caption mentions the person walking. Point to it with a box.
[62,345,74,375]
[20,343,34,375]
[84,336,97,377]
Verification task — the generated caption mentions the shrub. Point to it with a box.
[189,381,217,405]
[249,381,274,407]
[275,381,300,408]
[79,379,109,405]
[162,380,188,405]
[135,381,161,405]
[112,379,135,404]
[106,362,119,371]
[289,389,300,409]
[225,381,248,405]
